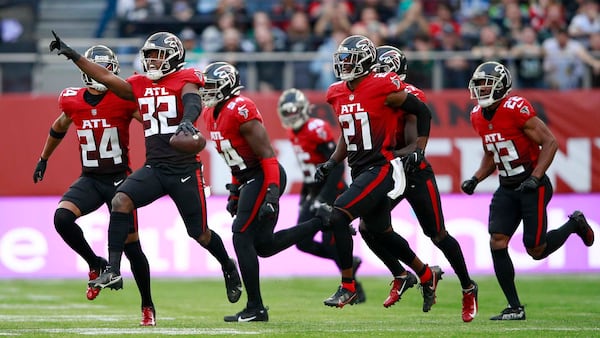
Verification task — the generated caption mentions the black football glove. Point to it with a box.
[516,176,540,192]
[258,183,279,221]
[175,120,198,136]
[314,159,336,183]
[33,158,48,183]
[461,176,479,195]
[225,183,240,217]
[402,148,425,174]
[49,30,80,61]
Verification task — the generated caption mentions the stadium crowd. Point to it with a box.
[113,0,600,91]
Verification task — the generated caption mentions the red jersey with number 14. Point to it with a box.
[202,95,263,177]
[327,71,405,176]
[470,95,540,188]
[59,87,137,175]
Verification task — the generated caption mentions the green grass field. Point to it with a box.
[0,274,598,337]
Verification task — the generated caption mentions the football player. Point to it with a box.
[462,61,595,320]
[201,62,331,322]
[277,88,366,304]
[49,31,243,322]
[33,45,156,325]
[315,35,442,309]
[365,45,478,322]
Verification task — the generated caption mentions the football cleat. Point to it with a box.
[462,281,479,322]
[490,305,526,320]
[569,211,594,247]
[324,285,357,308]
[88,268,123,290]
[224,306,269,322]
[140,306,156,326]
[86,257,108,300]
[223,259,243,303]
[383,271,417,308]
[420,265,444,312]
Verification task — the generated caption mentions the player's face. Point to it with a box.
[144,50,164,70]
[474,79,492,95]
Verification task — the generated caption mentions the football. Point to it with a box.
[169,131,207,154]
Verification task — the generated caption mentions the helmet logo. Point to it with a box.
[213,64,236,84]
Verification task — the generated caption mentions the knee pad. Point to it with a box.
[329,209,351,231]
[54,208,78,235]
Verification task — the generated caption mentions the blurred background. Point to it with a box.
[0,0,599,279]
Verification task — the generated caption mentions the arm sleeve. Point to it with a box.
[400,93,431,137]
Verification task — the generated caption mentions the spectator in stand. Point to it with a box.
[309,0,352,39]
[568,0,600,47]
[354,0,398,23]
[388,0,430,50]
[589,32,600,87]
[428,2,461,49]
[179,27,207,70]
[253,25,284,92]
[350,6,389,44]
[511,26,545,88]
[214,0,251,33]
[200,11,238,53]
[170,0,195,22]
[498,1,529,47]
[270,0,306,31]
[215,27,252,84]
[471,25,510,64]
[117,0,165,37]
[407,33,434,89]
[249,11,287,51]
[437,23,472,89]
[310,29,348,91]
[284,10,319,89]
[536,2,567,41]
[542,26,600,90]
[461,7,501,49]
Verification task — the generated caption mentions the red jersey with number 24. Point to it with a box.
[470,95,540,187]
[59,87,137,175]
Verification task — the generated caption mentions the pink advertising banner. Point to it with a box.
[0,194,598,279]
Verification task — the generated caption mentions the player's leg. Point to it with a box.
[169,164,242,304]
[360,195,414,307]
[57,176,107,299]
[322,165,394,308]
[90,167,162,290]
[225,178,266,321]
[406,166,478,321]
[488,187,525,320]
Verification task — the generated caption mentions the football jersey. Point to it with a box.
[202,95,263,177]
[59,87,137,175]
[287,117,335,184]
[394,83,427,149]
[326,71,403,175]
[470,95,540,187]
[127,68,204,167]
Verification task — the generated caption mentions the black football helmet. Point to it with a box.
[277,88,310,130]
[82,45,120,92]
[469,61,512,108]
[373,45,407,80]
[333,35,377,81]
[201,62,243,107]
[140,32,186,80]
